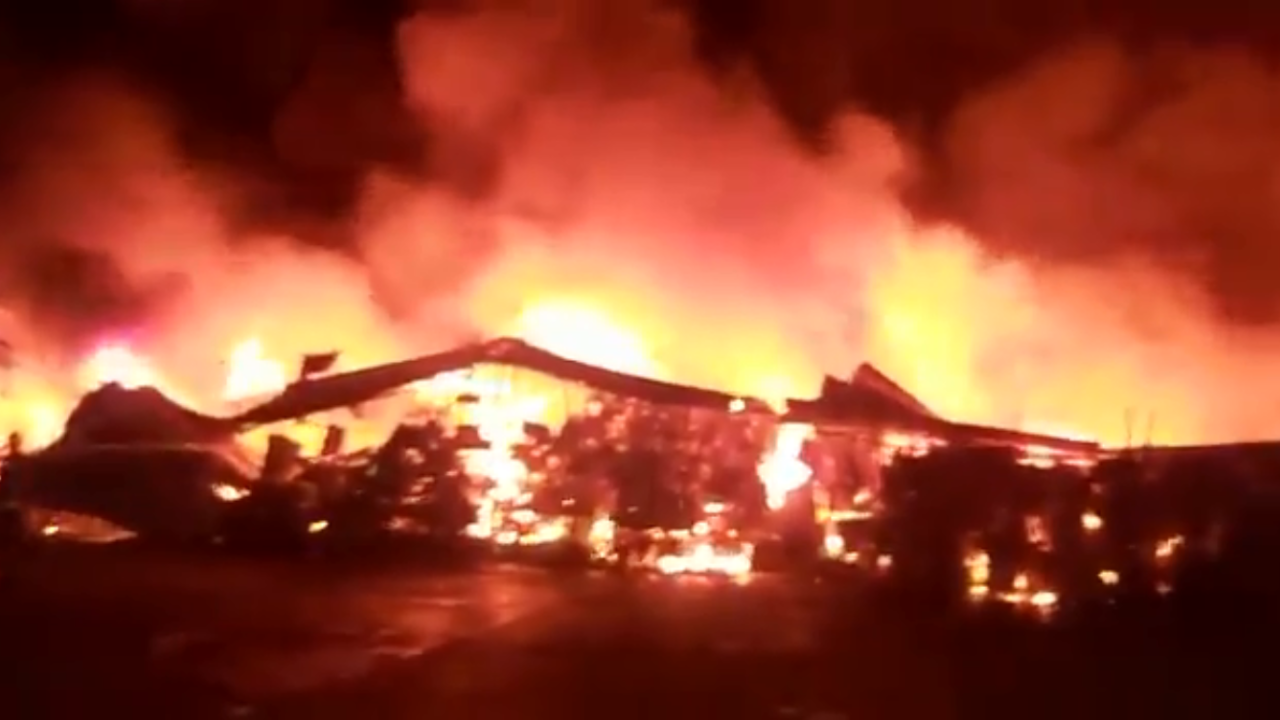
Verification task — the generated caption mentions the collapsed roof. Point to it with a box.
[786,362,940,430]
[10,446,250,541]
[42,383,258,477]
[787,362,1096,453]
[232,337,776,425]
[16,385,255,539]
[59,383,238,447]
[232,337,1096,453]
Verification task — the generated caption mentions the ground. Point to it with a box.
[0,546,1269,719]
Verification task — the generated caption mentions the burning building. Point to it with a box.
[220,336,1097,566]
[4,383,255,542]
[1,335,1099,567]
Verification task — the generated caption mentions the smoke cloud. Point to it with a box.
[1,1,1280,446]
[931,40,1280,443]
[0,72,408,397]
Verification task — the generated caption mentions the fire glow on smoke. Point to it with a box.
[0,2,1278,450]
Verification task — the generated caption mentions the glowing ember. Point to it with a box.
[1081,511,1104,532]
[587,516,617,561]
[964,551,1059,616]
[1154,535,1184,561]
[822,525,860,564]
[211,484,250,502]
[656,540,753,578]
[965,549,991,587]
[881,431,939,461]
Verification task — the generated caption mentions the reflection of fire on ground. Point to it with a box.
[25,509,136,544]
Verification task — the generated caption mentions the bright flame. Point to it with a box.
[429,371,550,542]
[1,397,67,449]
[512,299,660,376]
[223,338,288,402]
[463,394,544,499]
[757,423,814,510]
[78,344,159,391]
[0,349,75,449]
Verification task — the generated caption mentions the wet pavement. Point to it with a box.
[269,571,955,720]
[0,546,1265,719]
[0,547,566,716]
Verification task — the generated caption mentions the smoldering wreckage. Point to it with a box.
[1,334,1275,614]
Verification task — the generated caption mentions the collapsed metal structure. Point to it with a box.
[10,338,1280,606]
[6,337,1099,542]
[231,336,1098,455]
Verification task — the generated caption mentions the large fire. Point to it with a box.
[757,423,815,511]
[6,3,1279,467]
[0,290,1178,458]
[79,344,164,393]
[0,298,830,577]
[223,339,288,403]
[509,299,660,377]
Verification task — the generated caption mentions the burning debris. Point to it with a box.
[1,329,1234,607]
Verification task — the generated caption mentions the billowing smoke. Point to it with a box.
[0,72,409,401]
[926,41,1280,443]
[362,0,898,403]
[0,0,1279,446]
[366,2,1280,444]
